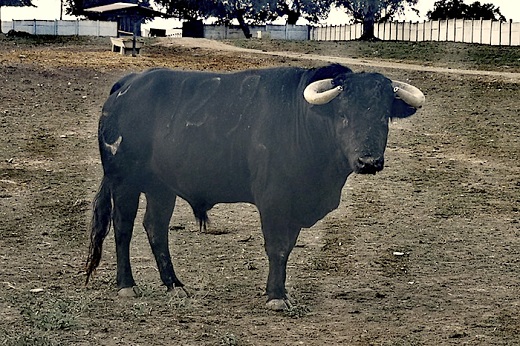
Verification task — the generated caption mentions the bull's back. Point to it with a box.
[100,67,305,204]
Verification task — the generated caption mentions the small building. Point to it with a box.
[84,2,169,37]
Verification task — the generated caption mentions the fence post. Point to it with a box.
[471,19,474,43]
[499,20,502,46]
[509,19,513,46]
[489,20,493,45]
[453,18,457,42]
[479,18,483,44]
[461,19,464,43]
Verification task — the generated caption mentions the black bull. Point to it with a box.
[86,64,425,310]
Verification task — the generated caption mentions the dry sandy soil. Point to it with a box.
[0,36,519,345]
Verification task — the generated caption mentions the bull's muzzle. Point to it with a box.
[355,156,384,175]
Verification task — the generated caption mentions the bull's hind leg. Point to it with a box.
[143,184,184,293]
[112,184,141,297]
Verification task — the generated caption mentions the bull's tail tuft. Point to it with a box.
[193,207,209,232]
[85,176,112,284]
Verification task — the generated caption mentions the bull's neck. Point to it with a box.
[294,105,351,179]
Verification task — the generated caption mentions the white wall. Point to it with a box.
[203,24,308,40]
[1,20,117,37]
[310,19,520,46]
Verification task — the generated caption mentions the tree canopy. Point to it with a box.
[335,0,418,40]
[0,0,36,33]
[274,0,334,25]
[155,0,334,37]
[427,0,506,21]
[156,0,277,38]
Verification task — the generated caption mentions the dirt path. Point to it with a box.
[157,37,520,81]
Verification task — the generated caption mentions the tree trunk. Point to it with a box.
[286,10,300,25]
[236,11,252,39]
[359,4,379,41]
[360,16,376,40]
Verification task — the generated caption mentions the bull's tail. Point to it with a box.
[85,176,112,284]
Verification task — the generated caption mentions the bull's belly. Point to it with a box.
[151,155,255,207]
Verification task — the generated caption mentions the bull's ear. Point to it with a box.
[391,98,418,119]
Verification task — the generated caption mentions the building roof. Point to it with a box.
[0,0,35,6]
[84,2,169,17]
[84,2,138,13]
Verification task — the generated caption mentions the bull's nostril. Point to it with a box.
[356,156,384,173]
[357,157,368,168]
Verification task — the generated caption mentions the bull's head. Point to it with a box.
[304,72,425,174]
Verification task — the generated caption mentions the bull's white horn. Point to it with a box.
[303,79,343,105]
[392,81,425,108]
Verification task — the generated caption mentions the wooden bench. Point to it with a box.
[110,36,144,56]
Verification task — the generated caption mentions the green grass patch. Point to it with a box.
[228,39,520,72]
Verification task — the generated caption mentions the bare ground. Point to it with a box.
[0,36,519,346]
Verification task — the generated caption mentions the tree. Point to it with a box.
[274,0,334,25]
[427,0,506,21]
[209,0,274,38]
[154,0,199,21]
[335,0,418,40]
[0,0,36,34]
[156,0,276,38]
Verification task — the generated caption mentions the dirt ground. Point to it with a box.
[0,36,519,345]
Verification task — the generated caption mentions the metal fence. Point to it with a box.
[1,20,117,37]
[310,19,520,46]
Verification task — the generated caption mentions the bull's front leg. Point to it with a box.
[260,213,301,311]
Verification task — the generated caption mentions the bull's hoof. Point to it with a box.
[266,298,291,311]
[117,286,141,297]
[167,285,189,298]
